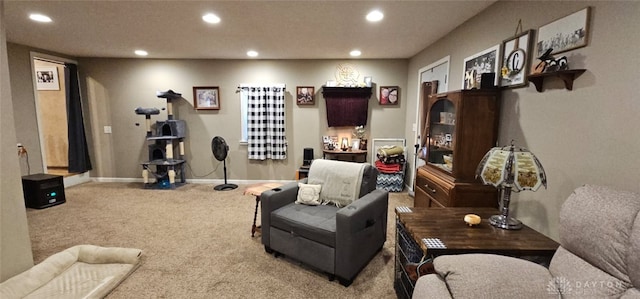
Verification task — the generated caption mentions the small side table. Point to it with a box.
[297,165,310,180]
[394,207,559,298]
[244,183,283,237]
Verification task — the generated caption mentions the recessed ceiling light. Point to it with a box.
[202,13,221,24]
[134,50,148,56]
[29,13,52,23]
[366,10,384,22]
[350,50,362,57]
[247,50,259,57]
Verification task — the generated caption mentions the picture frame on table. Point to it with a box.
[193,86,220,110]
[330,136,338,149]
[296,86,315,105]
[35,66,60,90]
[379,86,399,105]
[500,29,534,89]
[322,135,338,150]
[535,7,591,57]
[462,45,500,90]
[351,139,361,151]
[322,135,331,148]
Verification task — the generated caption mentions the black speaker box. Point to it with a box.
[303,148,314,166]
[481,72,497,89]
[22,174,66,209]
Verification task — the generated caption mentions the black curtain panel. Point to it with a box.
[65,63,92,173]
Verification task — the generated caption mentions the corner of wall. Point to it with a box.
[0,2,35,282]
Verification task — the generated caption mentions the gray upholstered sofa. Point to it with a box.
[413,185,640,298]
[260,159,389,286]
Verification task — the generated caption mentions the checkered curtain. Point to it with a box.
[246,84,287,160]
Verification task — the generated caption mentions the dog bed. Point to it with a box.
[0,245,142,299]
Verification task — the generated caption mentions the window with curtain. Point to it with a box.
[239,84,287,160]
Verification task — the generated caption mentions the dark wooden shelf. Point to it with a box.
[322,149,367,163]
[528,69,586,92]
[321,86,372,98]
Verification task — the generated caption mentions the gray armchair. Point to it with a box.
[261,159,389,286]
[413,185,640,298]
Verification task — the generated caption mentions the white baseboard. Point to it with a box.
[90,177,294,185]
[91,177,143,183]
[406,184,415,197]
[76,175,412,194]
[186,178,293,185]
[63,171,91,187]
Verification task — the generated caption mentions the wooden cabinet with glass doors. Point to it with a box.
[415,89,501,208]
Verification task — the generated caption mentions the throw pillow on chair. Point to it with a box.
[295,183,322,205]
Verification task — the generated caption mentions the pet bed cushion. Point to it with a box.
[0,245,142,299]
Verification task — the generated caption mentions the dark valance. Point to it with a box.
[322,87,372,127]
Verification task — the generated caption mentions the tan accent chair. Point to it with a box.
[413,185,640,298]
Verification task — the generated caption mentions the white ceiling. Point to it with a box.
[4,0,497,60]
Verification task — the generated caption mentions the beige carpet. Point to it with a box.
[26,182,413,298]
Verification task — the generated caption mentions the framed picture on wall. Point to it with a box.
[379,86,399,105]
[363,76,372,87]
[296,86,315,105]
[462,44,500,90]
[536,7,590,57]
[193,86,220,110]
[500,29,534,89]
[35,66,60,90]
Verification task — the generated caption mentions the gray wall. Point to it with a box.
[6,43,44,175]
[0,1,34,282]
[406,1,640,239]
[76,58,408,181]
[7,48,409,181]
[7,42,78,176]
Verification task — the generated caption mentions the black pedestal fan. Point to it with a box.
[211,136,238,191]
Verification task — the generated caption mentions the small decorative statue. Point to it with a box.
[533,48,568,74]
[353,126,367,150]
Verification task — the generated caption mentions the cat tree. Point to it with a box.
[135,90,186,189]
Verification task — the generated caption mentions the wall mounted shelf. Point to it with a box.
[527,69,586,92]
[321,86,372,98]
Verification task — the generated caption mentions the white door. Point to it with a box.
[421,62,448,93]
[408,57,449,195]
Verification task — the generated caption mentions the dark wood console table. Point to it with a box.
[322,149,367,163]
[394,207,559,298]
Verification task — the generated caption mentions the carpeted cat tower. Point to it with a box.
[135,90,187,189]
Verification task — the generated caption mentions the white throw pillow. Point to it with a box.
[295,183,322,206]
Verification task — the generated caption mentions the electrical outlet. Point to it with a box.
[17,143,27,157]
[104,126,112,134]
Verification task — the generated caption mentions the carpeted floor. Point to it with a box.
[26,182,413,298]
